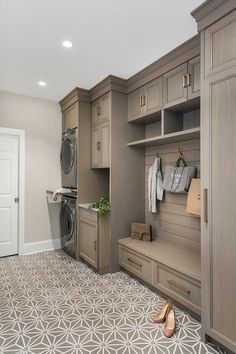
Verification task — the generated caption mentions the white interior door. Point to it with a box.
[0,134,19,257]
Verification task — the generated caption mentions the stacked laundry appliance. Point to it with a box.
[60,127,77,258]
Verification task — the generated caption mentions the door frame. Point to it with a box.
[0,127,25,255]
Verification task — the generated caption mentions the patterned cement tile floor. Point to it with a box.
[0,250,225,354]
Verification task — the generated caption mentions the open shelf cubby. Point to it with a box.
[163,107,200,135]
[127,98,200,147]
[127,127,200,147]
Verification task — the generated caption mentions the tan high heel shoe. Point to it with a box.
[153,299,172,323]
[164,307,176,338]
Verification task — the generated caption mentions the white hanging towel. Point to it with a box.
[148,157,164,213]
[52,188,73,201]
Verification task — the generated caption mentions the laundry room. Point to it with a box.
[0,1,236,353]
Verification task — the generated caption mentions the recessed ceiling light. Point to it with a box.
[62,40,73,48]
[38,81,46,87]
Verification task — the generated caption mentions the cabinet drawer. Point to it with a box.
[79,208,98,223]
[119,246,152,283]
[154,263,201,310]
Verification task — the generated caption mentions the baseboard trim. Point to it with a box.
[24,238,61,255]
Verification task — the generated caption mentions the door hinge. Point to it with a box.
[14,197,19,203]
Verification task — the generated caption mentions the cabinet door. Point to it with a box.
[79,216,98,268]
[128,89,144,122]
[188,56,200,100]
[100,123,110,168]
[62,102,78,132]
[202,12,236,353]
[205,11,236,77]
[143,77,162,115]
[91,100,100,126]
[163,63,188,108]
[100,93,110,123]
[91,127,101,168]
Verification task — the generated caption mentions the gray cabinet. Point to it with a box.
[62,102,78,132]
[91,122,110,168]
[128,88,144,121]
[91,93,110,168]
[201,10,236,354]
[163,63,188,108]
[79,208,98,268]
[79,207,110,274]
[128,77,162,122]
[163,57,200,108]
[92,93,110,125]
[188,56,200,100]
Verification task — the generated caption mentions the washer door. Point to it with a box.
[60,203,74,242]
[60,138,74,175]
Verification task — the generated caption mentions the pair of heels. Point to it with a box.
[153,299,175,338]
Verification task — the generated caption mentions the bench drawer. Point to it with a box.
[119,246,152,283]
[154,263,201,311]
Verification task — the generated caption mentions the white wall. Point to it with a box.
[0,90,62,245]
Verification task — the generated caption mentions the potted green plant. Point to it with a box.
[88,196,110,216]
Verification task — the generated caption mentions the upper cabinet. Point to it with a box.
[62,101,78,132]
[163,56,200,108]
[128,77,163,122]
[163,63,188,108]
[128,55,200,122]
[92,93,110,125]
[188,56,200,100]
[91,93,111,168]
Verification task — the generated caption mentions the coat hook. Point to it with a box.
[178,148,184,158]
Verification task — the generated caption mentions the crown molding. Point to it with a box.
[59,87,90,111]
[90,75,127,102]
[127,34,200,93]
[191,0,236,31]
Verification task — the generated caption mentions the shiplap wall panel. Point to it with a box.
[145,138,200,251]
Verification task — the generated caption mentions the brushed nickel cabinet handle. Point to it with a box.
[97,105,101,116]
[142,95,146,106]
[167,279,191,294]
[140,96,143,107]
[94,241,97,251]
[186,73,191,87]
[127,257,142,267]
[203,188,208,223]
[182,75,187,88]
[96,141,101,151]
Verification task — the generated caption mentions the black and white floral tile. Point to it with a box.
[0,250,225,354]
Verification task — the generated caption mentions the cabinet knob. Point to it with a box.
[182,75,187,88]
[94,240,97,251]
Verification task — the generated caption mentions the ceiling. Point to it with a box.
[0,0,203,102]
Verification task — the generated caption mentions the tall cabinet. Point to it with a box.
[89,76,145,272]
[192,2,236,353]
[59,89,110,258]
